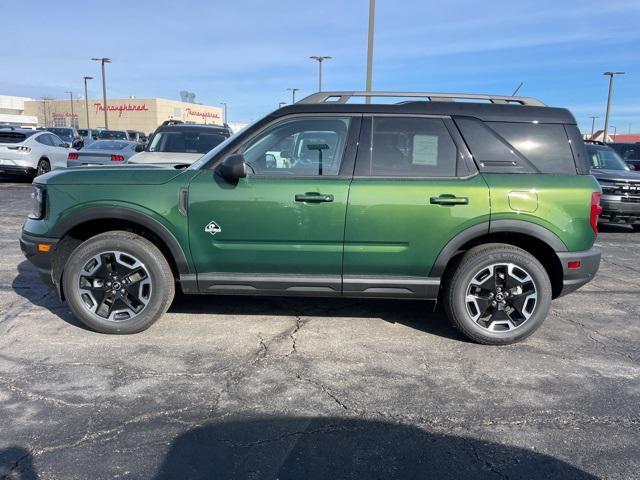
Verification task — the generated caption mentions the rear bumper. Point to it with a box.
[0,164,35,176]
[19,231,58,286]
[556,247,601,297]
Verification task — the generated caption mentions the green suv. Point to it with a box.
[20,92,602,344]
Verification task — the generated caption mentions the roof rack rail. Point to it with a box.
[297,91,545,107]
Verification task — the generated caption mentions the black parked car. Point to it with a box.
[609,142,640,171]
[586,141,640,231]
[45,127,83,149]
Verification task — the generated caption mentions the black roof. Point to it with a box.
[274,101,576,124]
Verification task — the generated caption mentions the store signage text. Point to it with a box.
[185,108,220,120]
[94,102,149,117]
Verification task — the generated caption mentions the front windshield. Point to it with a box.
[588,145,630,171]
[99,130,128,140]
[85,140,129,151]
[148,130,227,154]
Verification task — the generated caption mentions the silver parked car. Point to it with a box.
[66,140,144,167]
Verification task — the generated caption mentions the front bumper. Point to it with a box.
[556,247,601,297]
[19,231,58,286]
[600,194,640,224]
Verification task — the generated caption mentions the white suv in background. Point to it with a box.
[0,128,75,176]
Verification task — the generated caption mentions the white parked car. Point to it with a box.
[0,128,75,176]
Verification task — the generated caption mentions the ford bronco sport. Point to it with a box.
[20,91,602,344]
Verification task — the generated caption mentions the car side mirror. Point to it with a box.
[135,144,145,152]
[219,154,247,180]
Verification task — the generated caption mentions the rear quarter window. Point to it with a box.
[455,118,577,174]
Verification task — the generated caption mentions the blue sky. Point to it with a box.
[2,0,639,133]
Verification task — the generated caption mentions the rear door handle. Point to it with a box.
[295,193,334,203]
[430,195,469,206]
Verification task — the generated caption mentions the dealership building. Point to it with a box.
[22,97,223,133]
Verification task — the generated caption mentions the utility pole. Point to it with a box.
[310,56,332,91]
[83,76,93,129]
[589,116,599,136]
[287,88,300,104]
[365,0,375,103]
[65,91,75,128]
[91,57,111,129]
[602,71,624,143]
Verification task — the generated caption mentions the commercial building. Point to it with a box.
[22,97,223,133]
[0,95,38,127]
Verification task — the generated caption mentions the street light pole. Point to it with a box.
[589,116,599,136]
[91,57,111,129]
[287,88,300,104]
[278,102,287,109]
[310,56,332,92]
[83,76,93,130]
[65,91,75,128]
[602,71,624,143]
[611,125,617,141]
[365,0,376,103]
[220,102,228,125]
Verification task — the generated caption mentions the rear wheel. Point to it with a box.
[444,244,552,345]
[36,158,51,176]
[62,231,174,334]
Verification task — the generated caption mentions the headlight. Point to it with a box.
[599,182,617,193]
[29,184,46,220]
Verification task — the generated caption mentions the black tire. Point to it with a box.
[444,243,552,345]
[62,231,175,334]
[632,224,640,232]
[36,158,51,176]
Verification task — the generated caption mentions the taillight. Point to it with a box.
[67,152,79,160]
[8,145,31,152]
[635,164,640,171]
[111,155,125,162]
[590,192,603,235]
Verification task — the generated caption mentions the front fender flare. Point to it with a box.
[50,205,191,275]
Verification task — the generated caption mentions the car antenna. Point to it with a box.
[511,82,524,96]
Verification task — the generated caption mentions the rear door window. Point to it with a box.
[361,116,457,177]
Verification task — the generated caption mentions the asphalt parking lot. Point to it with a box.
[0,178,638,479]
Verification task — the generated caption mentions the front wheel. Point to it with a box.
[62,231,175,334]
[444,244,552,345]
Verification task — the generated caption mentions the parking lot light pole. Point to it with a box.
[220,102,228,125]
[91,57,111,129]
[365,0,375,103]
[83,76,93,130]
[589,115,599,136]
[287,88,300,104]
[310,56,332,92]
[602,71,624,143]
[64,91,75,128]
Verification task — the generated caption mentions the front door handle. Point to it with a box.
[295,193,334,203]
[430,195,469,206]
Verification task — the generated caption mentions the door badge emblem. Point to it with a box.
[204,221,222,235]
